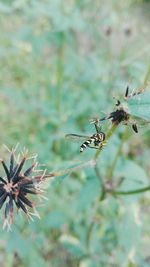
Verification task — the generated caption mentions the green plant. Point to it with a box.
[1,0,150,266]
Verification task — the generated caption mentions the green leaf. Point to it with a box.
[115,159,149,203]
[59,234,86,258]
[117,203,141,266]
[75,177,100,211]
[7,229,33,258]
[44,210,68,229]
[127,91,150,122]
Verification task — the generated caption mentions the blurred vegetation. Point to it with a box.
[0,0,150,266]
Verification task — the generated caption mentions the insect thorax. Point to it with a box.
[92,132,105,141]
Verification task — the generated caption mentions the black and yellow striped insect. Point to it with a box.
[66,123,106,153]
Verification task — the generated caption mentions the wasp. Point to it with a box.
[66,123,106,153]
[99,86,143,133]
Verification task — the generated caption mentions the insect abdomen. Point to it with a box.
[80,139,92,153]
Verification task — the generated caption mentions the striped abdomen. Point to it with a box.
[80,132,105,153]
[80,138,93,152]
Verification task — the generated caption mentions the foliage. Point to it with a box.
[0,0,150,266]
[128,91,150,121]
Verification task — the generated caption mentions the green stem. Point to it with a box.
[111,185,150,195]
[86,221,95,250]
[94,123,118,161]
[94,123,118,199]
[56,32,65,111]
[44,160,96,180]
[106,128,128,180]
[94,165,106,200]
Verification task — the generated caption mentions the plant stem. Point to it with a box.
[56,32,65,112]
[94,165,106,200]
[106,127,128,180]
[94,123,118,161]
[111,185,150,195]
[44,160,96,180]
[94,123,118,199]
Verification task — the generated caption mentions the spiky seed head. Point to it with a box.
[0,146,50,230]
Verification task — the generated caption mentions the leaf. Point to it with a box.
[117,203,142,266]
[117,159,148,189]
[7,229,33,258]
[127,91,150,122]
[44,210,68,229]
[59,234,86,258]
[75,177,100,211]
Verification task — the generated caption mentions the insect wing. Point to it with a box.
[65,134,91,143]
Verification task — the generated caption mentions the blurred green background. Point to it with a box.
[0,0,150,266]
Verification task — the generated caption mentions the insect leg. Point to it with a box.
[87,144,105,150]
[99,114,112,121]
[86,145,100,150]
[94,122,102,134]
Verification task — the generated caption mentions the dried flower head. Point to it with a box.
[99,86,142,133]
[0,146,53,230]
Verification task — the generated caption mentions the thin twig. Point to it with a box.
[111,185,150,196]
[43,160,96,180]
[56,32,65,111]
[94,123,118,161]
[106,127,128,180]
[94,165,106,200]
[93,123,118,199]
